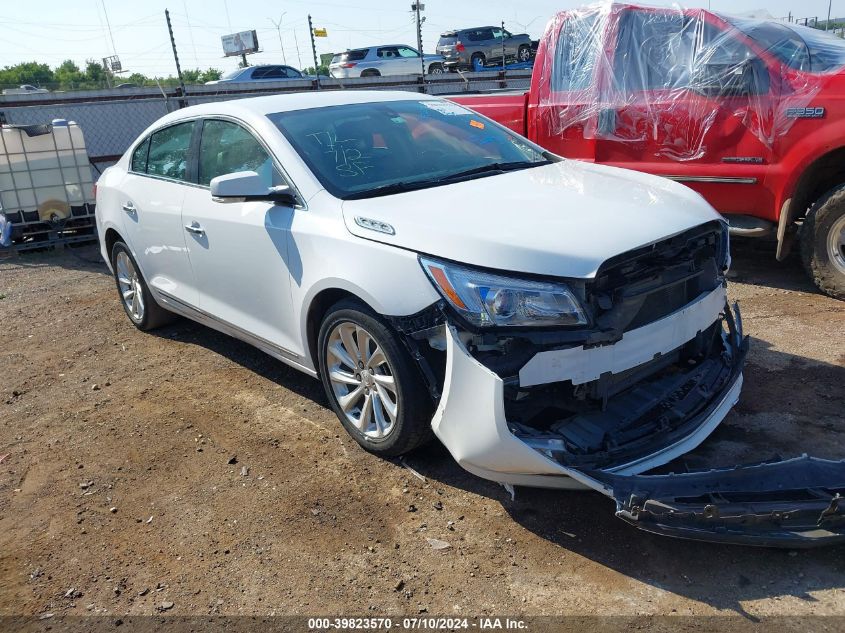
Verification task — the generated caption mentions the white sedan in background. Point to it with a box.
[328,45,444,78]
[95,91,845,547]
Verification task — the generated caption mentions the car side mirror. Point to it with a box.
[210,171,296,206]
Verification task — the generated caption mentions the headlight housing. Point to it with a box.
[420,257,588,328]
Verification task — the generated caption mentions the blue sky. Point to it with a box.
[1,0,839,76]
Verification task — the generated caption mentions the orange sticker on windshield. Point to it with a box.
[469,119,485,129]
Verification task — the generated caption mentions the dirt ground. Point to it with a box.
[0,240,843,621]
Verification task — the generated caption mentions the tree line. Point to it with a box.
[0,60,223,91]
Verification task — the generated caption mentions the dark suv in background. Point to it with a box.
[436,26,533,70]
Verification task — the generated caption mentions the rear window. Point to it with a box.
[340,49,369,62]
[438,33,457,45]
[220,68,243,81]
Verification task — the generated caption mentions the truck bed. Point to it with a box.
[449,91,528,136]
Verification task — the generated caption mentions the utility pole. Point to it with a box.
[827,0,832,31]
[308,14,320,90]
[165,9,188,108]
[269,13,288,64]
[412,2,425,76]
[101,57,113,89]
[501,21,506,70]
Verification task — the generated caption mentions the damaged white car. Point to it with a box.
[96,91,844,546]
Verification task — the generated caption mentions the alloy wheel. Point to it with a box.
[115,251,145,322]
[325,321,398,440]
[828,213,845,275]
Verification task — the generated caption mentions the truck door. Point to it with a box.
[527,10,606,161]
[593,9,775,219]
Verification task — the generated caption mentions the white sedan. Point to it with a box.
[95,90,845,546]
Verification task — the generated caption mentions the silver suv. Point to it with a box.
[436,26,533,70]
[328,45,445,78]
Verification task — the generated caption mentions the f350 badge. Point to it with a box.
[786,106,825,118]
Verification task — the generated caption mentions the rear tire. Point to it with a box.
[360,68,380,77]
[517,45,532,63]
[317,299,433,457]
[800,185,845,300]
[470,52,485,69]
[110,241,175,330]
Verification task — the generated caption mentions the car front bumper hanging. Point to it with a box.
[430,296,845,547]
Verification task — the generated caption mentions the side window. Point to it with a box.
[130,137,150,173]
[695,24,769,95]
[552,14,600,92]
[491,28,504,40]
[146,121,196,182]
[198,119,278,188]
[258,66,285,79]
[396,46,419,58]
[613,11,696,91]
[377,47,399,58]
[283,66,302,77]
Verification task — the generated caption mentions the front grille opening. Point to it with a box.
[587,221,724,334]
[508,320,735,469]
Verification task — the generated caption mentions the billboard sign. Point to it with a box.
[221,30,259,57]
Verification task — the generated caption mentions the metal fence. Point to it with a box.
[0,70,530,251]
[0,71,533,171]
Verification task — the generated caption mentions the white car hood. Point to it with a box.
[341,161,723,279]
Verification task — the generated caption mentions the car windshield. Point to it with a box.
[268,99,549,199]
[723,15,845,72]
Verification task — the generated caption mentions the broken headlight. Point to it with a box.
[420,257,588,327]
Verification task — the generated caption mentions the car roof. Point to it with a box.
[456,26,498,32]
[155,90,439,124]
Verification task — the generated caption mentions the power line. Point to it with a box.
[100,0,119,57]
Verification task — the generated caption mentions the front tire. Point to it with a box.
[517,45,532,63]
[111,241,175,330]
[317,299,433,457]
[801,185,845,299]
[427,62,444,75]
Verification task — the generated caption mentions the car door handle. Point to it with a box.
[184,221,205,235]
[122,202,136,214]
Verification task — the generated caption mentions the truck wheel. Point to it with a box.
[801,185,845,300]
[317,299,434,457]
[517,45,532,63]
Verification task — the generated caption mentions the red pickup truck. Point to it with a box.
[453,3,845,298]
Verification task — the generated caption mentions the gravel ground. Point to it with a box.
[0,241,843,620]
